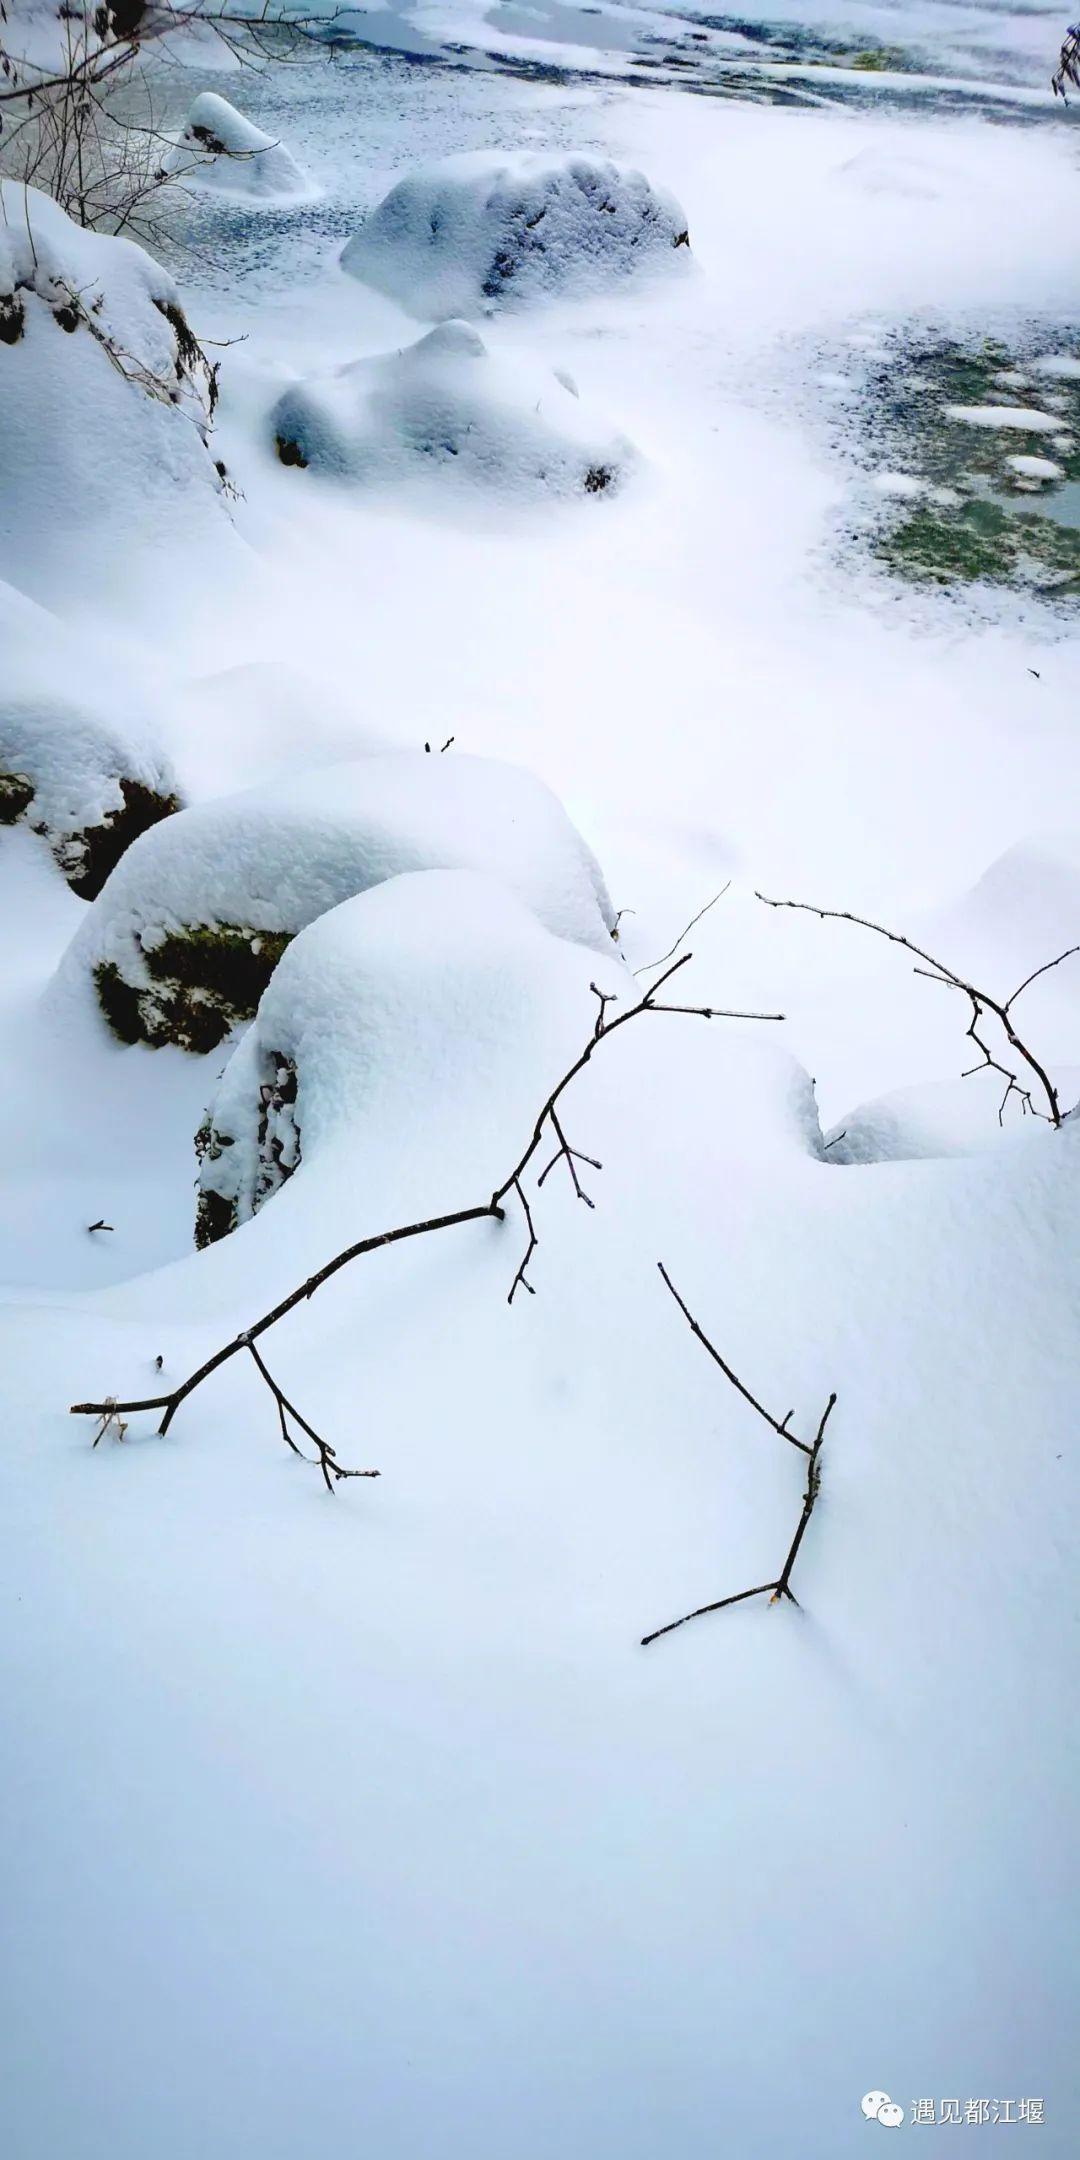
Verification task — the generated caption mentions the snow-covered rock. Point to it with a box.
[169,92,313,202]
[824,1071,1080,1164]
[0,696,180,899]
[194,867,627,1244]
[270,319,634,498]
[0,180,224,600]
[60,751,618,1051]
[340,152,690,319]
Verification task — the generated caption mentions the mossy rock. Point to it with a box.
[194,1053,299,1246]
[95,925,292,1052]
[0,773,35,825]
[0,767,179,897]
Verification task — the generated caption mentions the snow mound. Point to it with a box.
[825,1072,1079,1165]
[60,750,618,1052]
[0,180,223,600]
[340,152,690,319]
[169,92,313,202]
[194,867,627,1244]
[270,319,634,498]
[0,695,180,899]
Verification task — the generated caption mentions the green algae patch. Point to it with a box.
[854,333,1080,598]
[877,496,1080,593]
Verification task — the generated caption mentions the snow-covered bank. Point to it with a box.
[0,18,1077,2159]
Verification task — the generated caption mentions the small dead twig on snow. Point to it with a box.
[641,1264,836,1646]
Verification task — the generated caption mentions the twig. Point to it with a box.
[72,955,786,1487]
[641,1266,835,1646]
[757,890,1076,1129]
[633,886,730,977]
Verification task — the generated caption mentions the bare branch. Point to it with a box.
[633,885,730,978]
[757,890,1073,1129]
[72,955,785,1486]
[642,1267,836,1647]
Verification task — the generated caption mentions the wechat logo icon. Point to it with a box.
[862,2092,904,2128]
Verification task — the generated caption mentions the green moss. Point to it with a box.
[96,924,292,1052]
[877,497,1080,591]
[95,961,147,1046]
[849,47,902,70]
[856,332,1080,598]
[146,924,290,1003]
[0,772,35,825]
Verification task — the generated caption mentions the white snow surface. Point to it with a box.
[943,402,1062,431]
[1006,453,1064,483]
[1,35,1079,2160]
[0,695,178,838]
[340,150,690,318]
[59,750,617,1012]
[169,91,314,201]
[269,318,634,494]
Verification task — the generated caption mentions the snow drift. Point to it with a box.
[340,152,690,319]
[0,180,225,600]
[169,92,313,202]
[194,867,627,1245]
[0,696,180,899]
[60,751,619,1051]
[270,319,635,498]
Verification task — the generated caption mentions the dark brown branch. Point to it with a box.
[244,1338,379,1490]
[507,1178,538,1304]
[73,954,785,1483]
[757,890,1074,1129]
[657,1263,811,1455]
[642,1267,835,1646]
[633,886,730,978]
[642,1398,834,1647]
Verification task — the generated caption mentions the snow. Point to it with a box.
[340,151,690,318]
[169,91,314,202]
[943,403,1063,432]
[0,694,178,844]
[1,24,1079,2160]
[0,179,227,603]
[1006,453,1064,483]
[1030,353,1080,381]
[269,318,635,496]
[59,748,618,1038]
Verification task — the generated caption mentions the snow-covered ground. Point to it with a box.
[1,12,1078,2156]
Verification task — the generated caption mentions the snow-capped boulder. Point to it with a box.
[61,751,618,1052]
[0,696,180,899]
[824,1067,1080,1163]
[340,152,690,319]
[270,320,634,498]
[0,180,224,599]
[194,868,626,1245]
[169,92,313,202]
